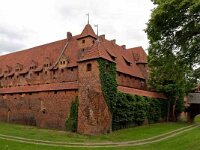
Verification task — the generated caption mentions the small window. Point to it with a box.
[71,68,73,71]
[45,71,47,75]
[63,61,65,64]
[53,70,56,75]
[87,63,92,71]
[82,39,85,44]
[61,69,64,73]
[106,64,109,71]
[42,109,46,114]
[93,40,95,44]
[37,72,40,76]
[54,91,57,94]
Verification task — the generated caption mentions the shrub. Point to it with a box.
[65,97,79,132]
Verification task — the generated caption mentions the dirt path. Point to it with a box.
[0,124,199,148]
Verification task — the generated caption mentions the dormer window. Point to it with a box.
[15,63,23,72]
[30,60,37,70]
[59,55,68,68]
[44,63,50,68]
[4,65,12,74]
[123,57,131,66]
[44,57,51,68]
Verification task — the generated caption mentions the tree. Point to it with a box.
[146,0,200,120]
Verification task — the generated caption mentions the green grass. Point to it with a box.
[0,127,200,150]
[0,121,198,150]
[194,115,200,123]
[0,121,187,143]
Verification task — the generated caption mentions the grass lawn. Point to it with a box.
[0,122,187,142]
[0,121,198,150]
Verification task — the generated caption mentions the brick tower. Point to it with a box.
[77,24,112,135]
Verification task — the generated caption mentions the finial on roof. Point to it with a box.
[94,24,99,41]
[86,13,90,24]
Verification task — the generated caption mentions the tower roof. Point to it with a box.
[79,24,97,39]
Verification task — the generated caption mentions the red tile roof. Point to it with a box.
[0,24,147,80]
[79,24,97,39]
[128,47,147,63]
[118,86,167,99]
[0,82,78,94]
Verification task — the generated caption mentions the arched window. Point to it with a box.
[87,63,92,71]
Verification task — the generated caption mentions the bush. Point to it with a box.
[65,97,78,132]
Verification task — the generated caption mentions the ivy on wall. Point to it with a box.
[97,59,168,130]
[112,92,165,130]
[65,96,79,132]
[97,59,117,113]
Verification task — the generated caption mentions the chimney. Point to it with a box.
[67,32,72,40]
[111,39,116,44]
[121,45,126,49]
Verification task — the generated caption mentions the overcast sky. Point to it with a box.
[0,0,154,55]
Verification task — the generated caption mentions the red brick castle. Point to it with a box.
[0,24,165,135]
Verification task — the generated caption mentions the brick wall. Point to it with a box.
[77,60,112,135]
[77,36,95,50]
[0,90,78,130]
[116,72,146,90]
[0,67,78,88]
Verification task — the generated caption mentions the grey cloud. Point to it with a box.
[0,26,27,40]
[0,40,25,54]
[0,26,27,54]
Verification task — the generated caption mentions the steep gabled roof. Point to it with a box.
[128,46,147,63]
[79,24,97,39]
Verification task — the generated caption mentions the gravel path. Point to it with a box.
[0,124,199,148]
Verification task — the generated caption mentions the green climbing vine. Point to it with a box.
[97,59,117,113]
[97,59,168,130]
[65,96,79,132]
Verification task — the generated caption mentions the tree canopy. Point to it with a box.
[146,0,200,119]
